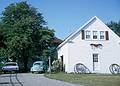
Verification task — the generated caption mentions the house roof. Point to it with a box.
[53,37,63,44]
[57,16,99,49]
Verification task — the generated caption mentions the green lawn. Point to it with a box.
[44,73,120,86]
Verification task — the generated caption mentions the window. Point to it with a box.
[100,31,105,39]
[93,31,97,39]
[93,54,98,71]
[85,31,91,39]
[93,54,98,62]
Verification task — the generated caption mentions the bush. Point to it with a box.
[52,59,62,73]
[0,62,4,73]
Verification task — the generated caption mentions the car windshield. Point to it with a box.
[33,63,42,66]
[5,63,17,66]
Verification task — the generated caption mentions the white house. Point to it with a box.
[57,16,120,74]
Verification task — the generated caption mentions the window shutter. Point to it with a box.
[105,31,109,40]
[81,30,85,40]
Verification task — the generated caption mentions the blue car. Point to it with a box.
[30,61,47,73]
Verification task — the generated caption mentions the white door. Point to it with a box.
[93,54,99,72]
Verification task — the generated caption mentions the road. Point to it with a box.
[0,73,82,86]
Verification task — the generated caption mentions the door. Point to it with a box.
[93,54,99,72]
[60,55,64,71]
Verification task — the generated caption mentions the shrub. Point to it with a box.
[52,59,62,73]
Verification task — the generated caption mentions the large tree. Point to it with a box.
[0,1,54,71]
[107,21,120,37]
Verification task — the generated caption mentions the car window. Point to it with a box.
[5,63,17,66]
[33,63,42,66]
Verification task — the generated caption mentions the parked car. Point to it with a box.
[30,61,47,73]
[2,62,19,73]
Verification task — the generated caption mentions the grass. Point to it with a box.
[0,71,4,74]
[44,72,120,86]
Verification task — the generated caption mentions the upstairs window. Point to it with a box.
[100,31,105,39]
[85,31,91,39]
[93,31,97,39]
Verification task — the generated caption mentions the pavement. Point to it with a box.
[0,73,82,86]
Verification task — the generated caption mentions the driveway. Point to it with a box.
[0,73,82,86]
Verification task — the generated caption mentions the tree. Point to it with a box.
[107,21,120,37]
[0,1,54,71]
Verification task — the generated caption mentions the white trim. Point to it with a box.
[57,16,120,50]
[57,16,98,49]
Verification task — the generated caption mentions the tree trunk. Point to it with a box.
[23,56,28,72]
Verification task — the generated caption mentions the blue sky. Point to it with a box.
[0,0,120,39]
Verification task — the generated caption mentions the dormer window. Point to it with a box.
[93,31,97,39]
[85,31,91,39]
[100,31,105,39]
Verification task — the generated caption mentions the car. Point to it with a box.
[2,62,19,73]
[30,61,47,73]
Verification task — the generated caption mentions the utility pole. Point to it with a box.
[48,56,51,73]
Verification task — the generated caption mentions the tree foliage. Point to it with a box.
[107,21,120,37]
[0,1,55,71]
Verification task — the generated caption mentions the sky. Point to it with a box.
[0,0,120,40]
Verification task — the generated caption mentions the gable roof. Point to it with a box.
[57,16,104,49]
